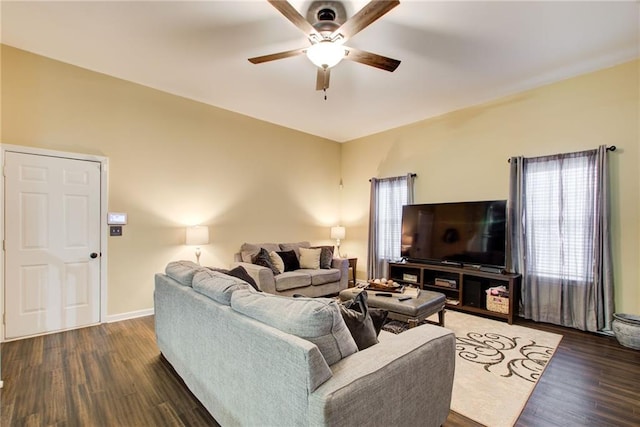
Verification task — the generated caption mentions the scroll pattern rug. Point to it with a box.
[384,311,562,427]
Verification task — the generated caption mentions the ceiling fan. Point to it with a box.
[248,0,401,98]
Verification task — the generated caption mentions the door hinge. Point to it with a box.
[2,240,4,251]
[2,313,5,325]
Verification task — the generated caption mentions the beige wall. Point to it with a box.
[1,46,342,316]
[3,45,638,317]
[341,60,640,314]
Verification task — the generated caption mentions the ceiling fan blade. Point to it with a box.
[330,0,399,43]
[345,47,400,72]
[316,68,331,90]
[268,0,320,38]
[248,48,305,64]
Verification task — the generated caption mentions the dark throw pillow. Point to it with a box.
[227,266,260,292]
[346,290,388,336]
[207,266,261,292]
[277,250,300,272]
[340,290,379,350]
[311,245,334,269]
[368,308,389,336]
[252,248,280,275]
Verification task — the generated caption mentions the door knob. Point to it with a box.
[90,252,99,259]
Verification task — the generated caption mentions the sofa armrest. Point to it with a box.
[232,262,277,293]
[332,258,349,289]
[309,326,455,427]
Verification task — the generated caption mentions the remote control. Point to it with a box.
[398,296,412,301]
[375,293,392,297]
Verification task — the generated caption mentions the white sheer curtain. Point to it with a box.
[508,146,614,332]
[368,174,415,279]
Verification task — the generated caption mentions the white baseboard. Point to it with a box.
[106,308,154,323]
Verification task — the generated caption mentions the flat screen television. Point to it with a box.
[401,200,507,268]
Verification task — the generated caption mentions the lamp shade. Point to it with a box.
[186,225,209,246]
[331,226,346,240]
[306,41,346,69]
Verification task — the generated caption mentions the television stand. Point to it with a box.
[388,262,521,324]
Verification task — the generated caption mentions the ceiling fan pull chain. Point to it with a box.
[324,87,327,100]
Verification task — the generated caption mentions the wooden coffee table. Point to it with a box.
[339,287,446,328]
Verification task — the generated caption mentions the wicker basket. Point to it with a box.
[486,295,509,314]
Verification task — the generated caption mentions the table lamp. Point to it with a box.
[331,226,346,257]
[186,225,209,265]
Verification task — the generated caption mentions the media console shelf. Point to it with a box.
[388,262,521,324]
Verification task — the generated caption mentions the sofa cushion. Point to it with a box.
[277,250,300,272]
[299,247,322,269]
[231,289,358,365]
[301,268,341,286]
[252,248,280,275]
[240,242,281,263]
[311,245,334,269]
[192,269,253,305]
[165,260,204,286]
[275,271,312,291]
[279,241,311,259]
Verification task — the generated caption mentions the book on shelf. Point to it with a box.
[446,298,460,306]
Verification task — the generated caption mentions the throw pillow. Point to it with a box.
[230,289,358,365]
[269,251,285,275]
[277,250,300,272]
[227,266,260,291]
[252,248,280,275]
[340,291,380,350]
[208,266,261,291]
[279,241,311,259]
[299,247,322,270]
[240,242,280,263]
[311,245,334,269]
[346,291,388,337]
[369,308,389,336]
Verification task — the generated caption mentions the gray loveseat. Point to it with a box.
[232,241,348,297]
[155,261,456,427]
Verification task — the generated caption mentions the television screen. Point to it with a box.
[401,200,507,268]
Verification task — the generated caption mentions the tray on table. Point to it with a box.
[366,282,405,294]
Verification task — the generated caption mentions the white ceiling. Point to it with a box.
[2,0,638,142]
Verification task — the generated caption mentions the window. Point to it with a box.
[524,153,596,281]
[510,146,613,332]
[368,174,415,279]
[376,178,408,262]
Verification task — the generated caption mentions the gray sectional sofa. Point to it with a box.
[154,261,456,427]
[232,241,348,297]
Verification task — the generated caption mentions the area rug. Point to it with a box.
[384,311,562,427]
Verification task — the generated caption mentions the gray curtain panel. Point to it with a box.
[367,174,415,279]
[367,178,380,280]
[508,146,614,332]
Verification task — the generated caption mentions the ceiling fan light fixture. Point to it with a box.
[306,41,345,69]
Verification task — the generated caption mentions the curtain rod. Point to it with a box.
[507,146,617,163]
[369,173,417,182]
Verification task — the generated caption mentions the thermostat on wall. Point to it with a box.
[107,212,127,225]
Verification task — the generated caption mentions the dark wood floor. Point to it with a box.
[2,315,639,426]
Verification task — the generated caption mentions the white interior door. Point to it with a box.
[4,152,101,339]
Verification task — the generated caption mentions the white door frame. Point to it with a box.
[0,144,109,341]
